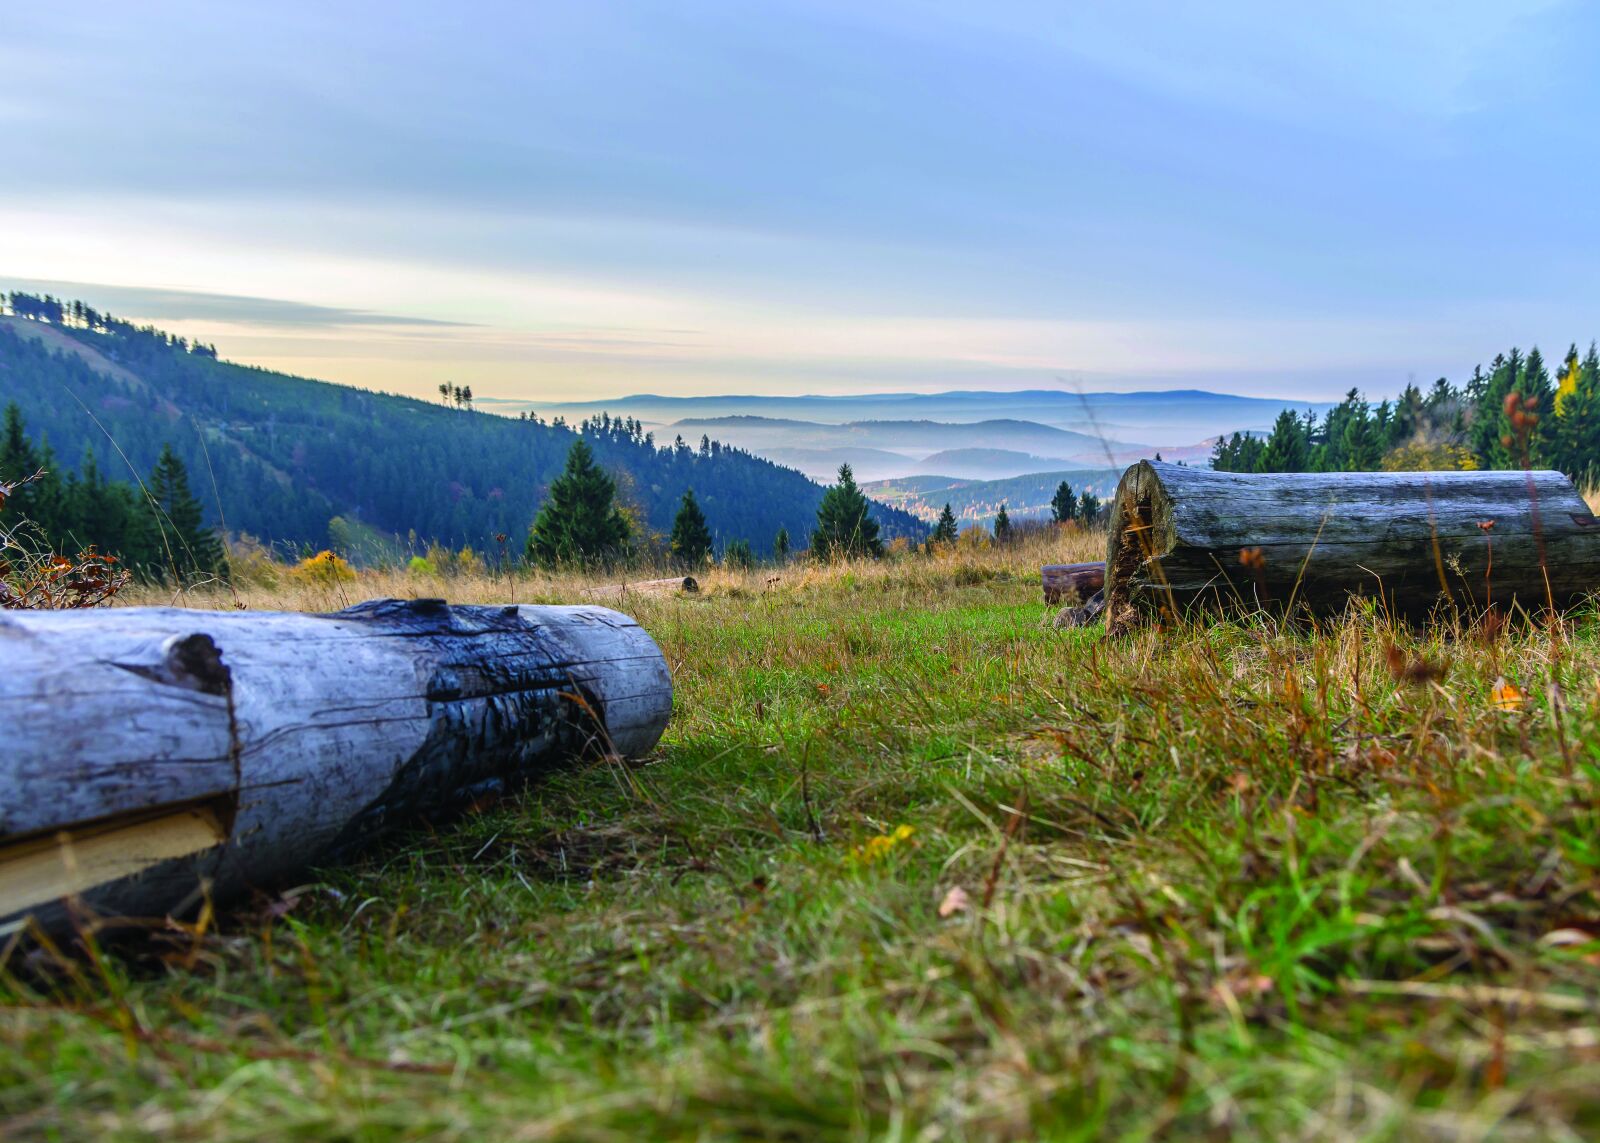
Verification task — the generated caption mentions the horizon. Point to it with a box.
[6,3,1599,403]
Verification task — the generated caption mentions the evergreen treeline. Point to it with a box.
[0,291,922,561]
[0,406,225,579]
[1212,345,1600,482]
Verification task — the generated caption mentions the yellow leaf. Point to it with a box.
[1490,677,1525,712]
[852,824,914,864]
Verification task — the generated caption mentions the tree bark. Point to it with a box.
[0,599,672,935]
[1104,461,1600,632]
[1042,562,1105,604]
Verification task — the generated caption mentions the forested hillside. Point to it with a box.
[0,294,922,560]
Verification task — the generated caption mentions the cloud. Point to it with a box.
[2,279,475,329]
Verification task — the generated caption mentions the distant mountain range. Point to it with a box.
[477,388,1337,484]
[490,388,1337,447]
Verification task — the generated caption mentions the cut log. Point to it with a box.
[1042,562,1105,604]
[1104,461,1600,631]
[0,599,672,935]
[580,575,698,600]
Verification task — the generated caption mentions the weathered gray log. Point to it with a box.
[579,575,698,600]
[0,599,672,935]
[1105,461,1600,630]
[1042,562,1105,604]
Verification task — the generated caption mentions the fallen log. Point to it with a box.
[1042,562,1105,604]
[579,575,698,600]
[0,599,672,936]
[1104,460,1600,631]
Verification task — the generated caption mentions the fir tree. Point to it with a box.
[1339,401,1382,471]
[1258,408,1310,472]
[1050,481,1076,523]
[0,404,42,523]
[669,487,712,566]
[526,438,631,568]
[1555,343,1600,488]
[993,504,1011,543]
[723,538,754,569]
[1077,490,1101,521]
[932,502,958,544]
[773,525,791,560]
[810,463,881,559]
[147,443,226,580]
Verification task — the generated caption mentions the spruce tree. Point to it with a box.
[1050,481,1076,523]
[669,487,712,566]
[1470,351,1522,466]
[774,526,791,560]
[1555,343,1600,487]
[723,538,754,569]
[1339,402,1382,471]
[1077,490,1101,521]
[810,463,881,559]
[148,443,226,580]
[932,502,958,544]
[993,504,1011,543]
[526,438,631,568]
[1258,408,1310,472]
[0,404,42,525]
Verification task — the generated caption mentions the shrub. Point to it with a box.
[290,549,356,585]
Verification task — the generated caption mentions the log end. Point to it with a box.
[1103,461,1178,635]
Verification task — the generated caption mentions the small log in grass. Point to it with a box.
[1103,460,1600,631]
[1041,562,1105,604]
[0,599,672,935]
[580,576,699,600]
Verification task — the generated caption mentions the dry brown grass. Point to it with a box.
[119,524,1105,613]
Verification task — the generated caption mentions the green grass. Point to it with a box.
[6,552,1600,1140]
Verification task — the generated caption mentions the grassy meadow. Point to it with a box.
[5,525,1600,1139]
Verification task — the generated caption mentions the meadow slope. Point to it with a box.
[4,528,1600,1140]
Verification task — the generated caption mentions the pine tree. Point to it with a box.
[993,504,1011,543]
[669,488,712,566]
[774,526,790,560]
[932,502,958,544]
[0,404,43,528]
[1050,481,1076,523]
[1339,401,1382,471]
[147,443,226,580]
[1555,343,1600,487]
[1470,351,1521,466]
[810,463,881,559]
[1258,408,1310,472]
[525,438,631,568]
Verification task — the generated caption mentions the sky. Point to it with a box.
[3,0,1598,404]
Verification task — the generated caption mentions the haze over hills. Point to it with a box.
[491,389,1338,446]
[478,390,1339,483]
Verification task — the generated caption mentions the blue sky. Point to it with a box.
[3,1,1596,402]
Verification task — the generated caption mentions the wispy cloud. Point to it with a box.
[2,2,1596,404]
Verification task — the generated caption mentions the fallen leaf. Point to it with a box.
[1491,677,1526,712]
[938,885,970,918]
